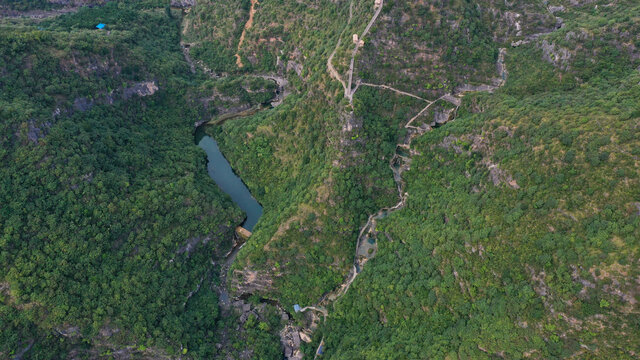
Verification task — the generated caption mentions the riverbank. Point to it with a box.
[195,128,263,232]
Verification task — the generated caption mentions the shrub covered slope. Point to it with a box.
[1,0,639,359]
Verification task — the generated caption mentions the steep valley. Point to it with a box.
[1,0,639,359]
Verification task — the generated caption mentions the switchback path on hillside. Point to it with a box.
[312,44,508,358]
[177,3,512,358]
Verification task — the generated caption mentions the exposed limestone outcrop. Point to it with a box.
[455,83,496,93]
[231,269,274,297]
[287,60,304,77]
[299,331,312,343]
[176,235,211,256]
[484,161,520,189]
[0,7,77,19]
[438,135,464,154]
[170,0,195,8]
[568,0,597,6]
[0,0,107,19]
[442,94,462,106]
[20,81,158,145]
[25,120,52,144]
[280,325,303,360]
[539,39,573,70]
[504,11,522,36]
[433,109,454,126]
[122,81,159,100]
[72,81,159,113]
[55,325,81,338]
[548,5,565,13]
[341,111,362,133]
[46,0,108,5]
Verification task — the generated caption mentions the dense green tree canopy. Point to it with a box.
[1,0,639,359]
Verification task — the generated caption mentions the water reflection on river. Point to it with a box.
[196,128,262,231]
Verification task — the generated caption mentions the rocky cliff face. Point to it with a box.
[231,269,274,297]
[170,0,195,8]
[46,0,108,5]
[122,81,159,100]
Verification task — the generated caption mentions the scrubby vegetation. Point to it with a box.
[0,2,243,358]
[182,0,250,73]
[1,0,638,358]
[315,2,640,358]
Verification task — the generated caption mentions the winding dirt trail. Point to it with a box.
[235,0,259,68]
[404,94,445,129]
[182,1,508,356]
[327,38,348,93]
[346,0,383,101]
[326,0,354,93]
[326,0,384,102]
[359,82,431,102]
[311,45,509,357]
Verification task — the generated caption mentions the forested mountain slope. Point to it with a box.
[1,2,243,358]
[320,15,640,359]
[1,0,639,359]
[185,0,640,358]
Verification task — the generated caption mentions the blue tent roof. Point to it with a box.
[317,345,323,355]
[96,23,105,29]
[293,304,301,312]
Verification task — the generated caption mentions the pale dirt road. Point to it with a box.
[235,0,259,68]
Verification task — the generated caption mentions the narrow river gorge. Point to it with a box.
[195,127,263,232]
[191,44,508,357]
